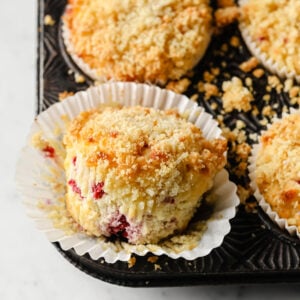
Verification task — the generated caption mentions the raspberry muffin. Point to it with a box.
[62,0,212,84]
[239,0,300,81]
[252,112,300,231]
[63,105,227,244]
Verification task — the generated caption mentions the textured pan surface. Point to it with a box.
[38,0,300,286]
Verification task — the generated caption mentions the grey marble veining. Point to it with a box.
[2,1,300,299]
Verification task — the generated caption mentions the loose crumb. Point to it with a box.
[58,91,74,101]
[268,75,283,93]
[230,36,240,48]
[128,256,136,268]
[197,82,219,100]
[166,78,191,94]
[190,94,199,102]
[245,201,257,214]
[262,105,274,118]
[289,86,300,98]
[221,77,254,112]
[74,73,86,83]
[239,57,259,73]
[252,68,264,78]
[203,71,216,83]
[147,256,159,264]
[44,14,55,26]
[262,94,271,102]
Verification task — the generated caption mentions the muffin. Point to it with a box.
[251,112,300,232]
[63,105,227,244]
[239,0,300,81]
[62,0,212,84]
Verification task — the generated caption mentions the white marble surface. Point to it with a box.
[2,1,300,299]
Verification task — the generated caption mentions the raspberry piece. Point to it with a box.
[68,179,82,198]
[108,214,129,238]
[92,182,105,199]
[164,197,175,204]
[42,145,55,158]
[72,156,77,166]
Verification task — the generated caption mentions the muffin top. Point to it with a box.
[63,0,212,84]
[240,0,300,76]
[255,113,300,226]
[64,105,226,195]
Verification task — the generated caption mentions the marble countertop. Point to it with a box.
[2,1,300,299]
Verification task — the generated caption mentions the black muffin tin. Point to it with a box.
[38,0,300,286]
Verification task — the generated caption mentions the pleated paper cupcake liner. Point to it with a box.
[16,82,239,263]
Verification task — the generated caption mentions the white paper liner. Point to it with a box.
[61,6,212,84]
[248,108,300,238]
[16,82,239,263]
[238,0,300,83]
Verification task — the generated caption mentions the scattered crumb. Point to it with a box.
[221,43,229,53]
[262,105,274,118]
[44,14,55,26]
[166,78,191,94]
[128,256,136,268]
[259,118,268,126]
[190,94,199,102]
[210,102,218,110]
[230,36,240,48]
[58,91,74,101]
[252,68,264,78]
[291,97,300,105]
[154,264,162,271]
[221,77,254,112]
[249,133,258,142]
[262,94,271,102]
[203,71,216,83]
[245,77,252,88]
[239,57,259,73]
[268,75,283,93]
[74,73,86,83]
[245,201,257,214]
[214,7,240,27]
[236,120,246,130]
[147,256,159,264]
[220,63,227,71]
[251,106,259,116]
[197,82,219,100]
[284,79,294,92]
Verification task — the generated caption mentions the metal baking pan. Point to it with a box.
[37,0,300,286]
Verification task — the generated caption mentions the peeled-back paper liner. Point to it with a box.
[61,6,212,84]
[16,82,239,263]
[238,0,300,83]
[248,108,300,238]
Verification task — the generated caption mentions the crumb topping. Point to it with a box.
[63,0,212,84]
